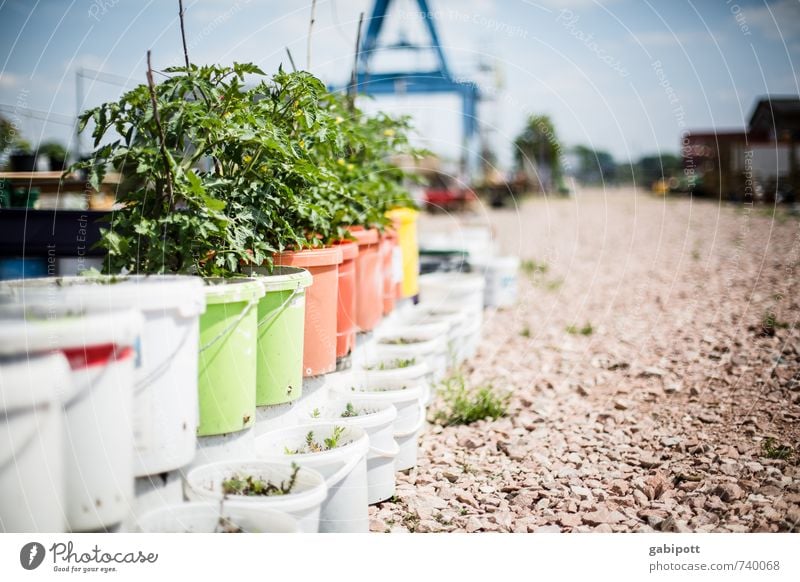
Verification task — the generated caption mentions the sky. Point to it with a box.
[0,0,799,171]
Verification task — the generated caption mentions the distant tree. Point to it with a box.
[631,153,682,187]
[514,114,562,192]
[572,145,616,184]
[0,115,14,155]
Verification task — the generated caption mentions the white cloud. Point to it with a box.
[744,0,800,44]
[0,72,21,89]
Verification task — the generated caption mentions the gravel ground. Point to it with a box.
[369,187,800,533]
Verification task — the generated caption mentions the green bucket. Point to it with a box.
[198,278,264,436]
[250,266,313,406]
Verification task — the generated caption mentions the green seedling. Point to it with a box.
[432,373,509,427]
[566,322,594,336]
[364,358,417,370]
[285,427,347,454]
[521,259,548,277]
[761,437,794,461]
[221,463,300,497]
[520,326,531,338]
[379,337,426,345]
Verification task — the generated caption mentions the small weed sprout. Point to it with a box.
[285,428,348,454]
[761,437,794,461]
[341,402,358,418]
[520,326,531,338]
[310,407,321,418]
[221,463,300,497]
[364,358,416,370]
[566,322,594,336]
[432,372,509,426]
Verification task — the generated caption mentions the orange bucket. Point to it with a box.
[348,227,382,332]
[333,240,359,359]
[381,229,398,316]
[274,246,343,376]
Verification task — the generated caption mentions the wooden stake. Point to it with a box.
[306,0,317,71]
[178,0,190,68]
[146,50,175,209]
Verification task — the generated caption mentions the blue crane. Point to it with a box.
[343,0,480,175]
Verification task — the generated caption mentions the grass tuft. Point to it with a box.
[566,322,594,335]
[432,373,509,426]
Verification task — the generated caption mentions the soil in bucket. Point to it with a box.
[198,278,264,436]
[184,461,327,533]
[308,400,399,505]
[138,502,300,533]
[248,266,312,406]
[0,351,70,532]
[1,306,143,532]
[348,227,382,332]
[0,275,207,478]
[274,247,343,377]
[256,423,370,533]
[333,241,358,359]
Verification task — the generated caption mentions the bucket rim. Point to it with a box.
[203,277,265,304]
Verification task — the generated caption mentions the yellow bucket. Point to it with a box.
[386,207,419,297]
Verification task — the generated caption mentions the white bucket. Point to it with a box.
[418,272,486,319]
[357,353,431,388]
[0,307,142,531]
[0,352,70,532]
[256,423,369,533]
[123,469,184,532]
[138,502,300,533]
[184,460,327,533]
[471,256,520,308]
[307,400,399,504]
[332,379,427,472]
[372,324,449,383]
[399,305,469,367]
[0,275,206,476]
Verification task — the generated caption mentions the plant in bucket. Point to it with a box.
[308,399,399,504]
[256,423,370,533]
[184,460,327,533]
[332,374,428,472]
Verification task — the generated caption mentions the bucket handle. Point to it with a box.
[393,399,427,438]
[199,297,259,353]
[324,447,365,490]
[369,438,400,458]
[257,286,303,330]
[0,402,51,473]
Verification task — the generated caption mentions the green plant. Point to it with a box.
[761,437,794,461]
[0,115,13,155]
[520,259,548,277]
[341,402,358,418]
[284,427,347,454]
[520,326,531,338]
[310,407,321,418]
[38,141,68,163]
[761,311,790,336]
[11,138,32,154]
[432,373,509,426]
[566,322,594,335]
[364,357,416,370]
[379,337,426,345]
[221,463,300,496]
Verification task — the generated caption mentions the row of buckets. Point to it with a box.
[0,207,522,533]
